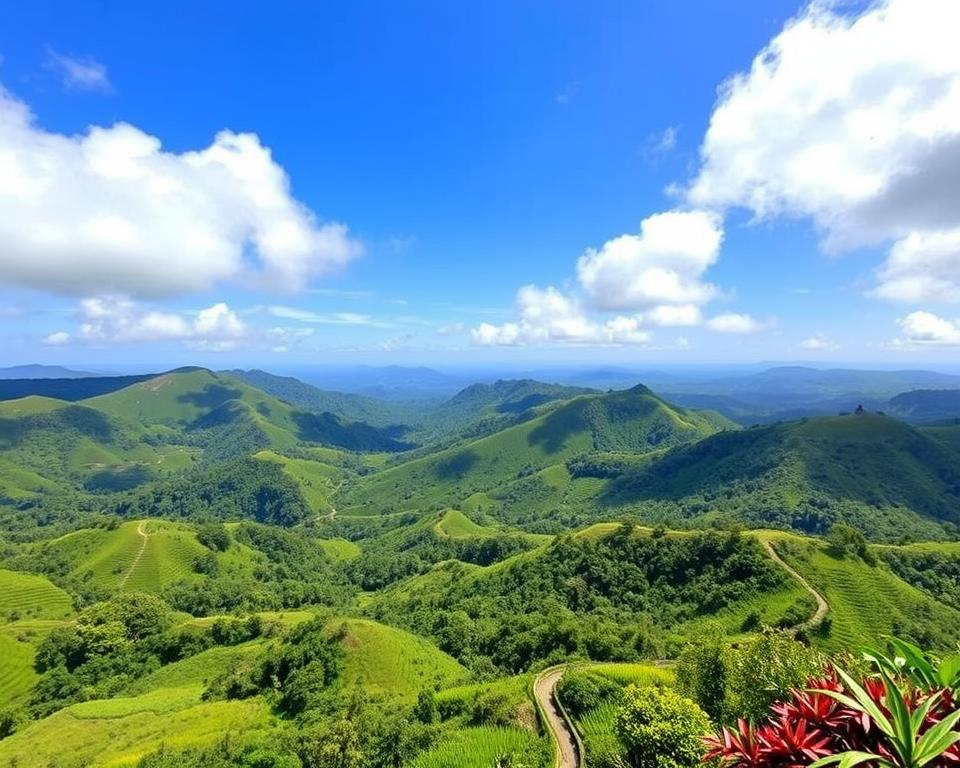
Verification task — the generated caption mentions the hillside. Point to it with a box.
[603,412,960,540]
[228,368,415,427]
[888,389,960,424]
[85,368,413,453]
[0,365,102,380]
[417,378,598,441]
[0,400,195,495]
[337,385,733,518]
[0,373,155,402]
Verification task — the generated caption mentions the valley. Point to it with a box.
[1,365,960,767]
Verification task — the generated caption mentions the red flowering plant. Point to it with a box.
[704,639,960,768]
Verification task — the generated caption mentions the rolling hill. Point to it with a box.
[602,412,960,540]
[888,389,960,424]
[86,368,413,453]
[337,385,733,518]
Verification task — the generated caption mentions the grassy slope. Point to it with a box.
[44,520,261,594]
[253,449,342,513]
[762,531,960,652]
[339,387,730,517]
[332,618,468,702]
[0,690,276,767]
[603,413,960,539]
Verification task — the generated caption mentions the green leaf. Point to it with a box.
[878,666,914,765]
[915,708,960,767]
[937,654,960,689]
[811,751,892,768]
[888,636,936,687]
[834,667,896,738]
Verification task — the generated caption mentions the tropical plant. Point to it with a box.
[704,652,960,768]
[863,636,960,695]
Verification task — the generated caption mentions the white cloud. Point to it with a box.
[706,312,764,334]
[46,49,111,92]
[577,210,722,311]
[800,333,839,350]
[43,331,70,346]
[870,228,960,302]
[894,310,960,345]
[265,305,374,325]
[644,125,678,157]
[48,298,246,347]
[471,286,651,347]
[0,84,361,298]
[687,0,960,302]
[640,304,702,327]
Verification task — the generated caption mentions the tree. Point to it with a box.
[827,523,875,564]
[675,626,729,724]
[615,684,710,768]
[196,522,231,552]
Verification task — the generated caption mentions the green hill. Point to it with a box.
[87,368,413,453]
[888,389,960,424]
[603,412,960,540]
[229,368,415,427]
[0,401,191,493]
[417,378,598,441]
[339,385,732,518]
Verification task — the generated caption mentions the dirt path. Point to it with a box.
[534,667,580,768]
[761,539,829,630]
[118,520,150,589]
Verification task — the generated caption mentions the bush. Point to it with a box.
[557,670,621,718]
[197,522,231,552]
[615,685,710,768]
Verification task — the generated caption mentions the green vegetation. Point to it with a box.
[2,367,960,766]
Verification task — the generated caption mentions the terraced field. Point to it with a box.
[333,618,468,703]
[765,532,960,651]
[0,568,74,622]
[0,633,38,706]
[409,726,548,768]
[0,689,276,767]
[48,521,208,593]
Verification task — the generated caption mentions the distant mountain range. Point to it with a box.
[0,364,103,379]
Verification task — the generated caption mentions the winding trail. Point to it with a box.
[761,539,829,630]
[118,520,150,590]
[534,667,580,768]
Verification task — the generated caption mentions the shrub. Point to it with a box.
[196,522,232,551]
[558,670,621,718]
[615,685,711,768]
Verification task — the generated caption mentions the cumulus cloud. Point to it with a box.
[42,331,70,346]
[577,210,722,311]
[894,310,960,346]
[48,298,246,347]
[472,211,723,346]
[0,85,361,299]
[705,312,764,334]
[471,286,651,347]
[688,0,960,302]
[800,333,839,350]
[47,49,111,92]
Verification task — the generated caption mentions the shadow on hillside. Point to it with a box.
[496,394,553,415]
[292,411,414,453]
[84,464,153,492]
[527,402,589,454]
[595,427,780,508]
[0,405,117,449]
[177,384,244,412]
[433,450,479,480]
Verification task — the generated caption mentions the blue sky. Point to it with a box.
[1,0,959,370]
